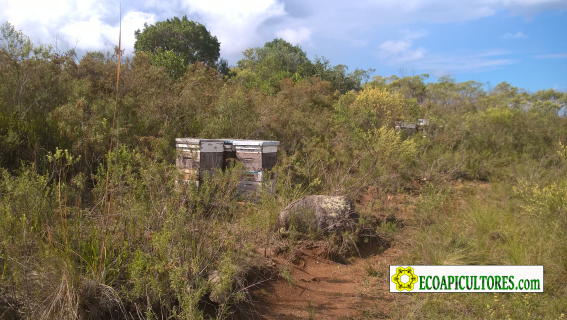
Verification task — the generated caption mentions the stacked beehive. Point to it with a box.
[232,140,279,192]
[175,138,226,187]
[175,138,280,191]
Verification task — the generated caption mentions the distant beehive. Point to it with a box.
[395,119,428,136]
[175,138,280,191]
[395,122,417,135]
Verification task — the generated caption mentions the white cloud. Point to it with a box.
[275,27,312,45]
[501,31,527,39]
[377,31,517,75]
[492,0,567,17]
[535,53,567,59]
[401,29,429,40]
[275,0,567,40]
[377,29,427,62]
[57,11,155,54]
[0,0,155,55]
[0,0,285,58]
[182,0,286,56]
[379,40,413,55]
[1,0,565,64]
[417,53,518,75]
[350,39,369,48]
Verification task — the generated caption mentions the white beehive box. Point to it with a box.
[175,138,280,193]
[232,140,279,182]
[175,138,226,184]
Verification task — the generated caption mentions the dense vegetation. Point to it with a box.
[1,20,566,319]
[134,16,225,80]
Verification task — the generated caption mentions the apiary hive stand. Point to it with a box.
[176,138,280,192]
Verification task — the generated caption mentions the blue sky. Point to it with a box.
[2,0,566,91]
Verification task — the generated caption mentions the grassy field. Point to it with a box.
[390,181,567,319]
[1,22,567,319]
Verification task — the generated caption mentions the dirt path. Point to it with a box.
[235,182,496,319]
[237,189,418,319]
[239,242,405,319]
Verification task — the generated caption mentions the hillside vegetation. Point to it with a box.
[1,21,566,319]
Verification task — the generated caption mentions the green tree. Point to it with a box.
[237,38,308,75]
[297,56,373,93]
[235,39,372,94]
[134,16,220,77]
[0,22,69,170]
[235,38,309,93]
[148,48,186,80]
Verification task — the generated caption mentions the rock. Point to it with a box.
[208,270,228,304]
[278,195,358,232]
[208,270,220,284]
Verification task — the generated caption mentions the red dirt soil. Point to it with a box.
[236,182,493,319]
[236,187,418,319]
[240,244,404,319]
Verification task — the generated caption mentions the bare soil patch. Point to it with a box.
[237,188,419,319]
[239,243,408,319]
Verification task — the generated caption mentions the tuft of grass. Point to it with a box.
[307,299,315,319]
[279,265,295,286]
[364,264,382,278]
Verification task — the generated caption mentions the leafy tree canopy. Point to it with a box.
[297,56,373,94]
[235,38,373,94]
[237,38,309,75]
[1,21,52,61]
[134,16,221,78]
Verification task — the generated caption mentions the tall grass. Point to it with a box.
[2,22,567,318]
[394,180,567,319]
[0,147,276,319]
